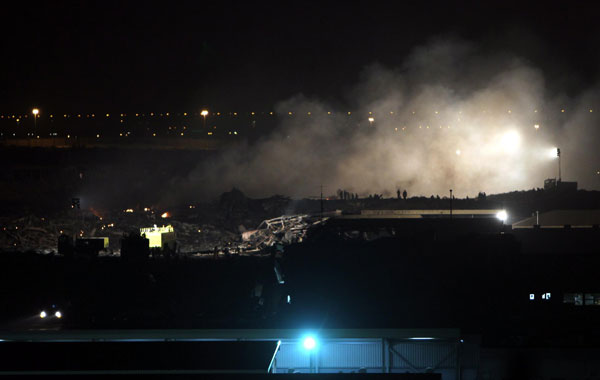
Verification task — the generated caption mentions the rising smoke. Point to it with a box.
[177,38,600,201]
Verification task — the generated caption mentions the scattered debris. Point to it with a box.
[242,214,327,249]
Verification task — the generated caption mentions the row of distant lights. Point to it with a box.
[2,124,550,139]
[0,108,595,120]
[1,130,238,138]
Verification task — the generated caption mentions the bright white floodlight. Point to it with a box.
[500,131,521,153]
[303,336,317,350]
[496,210,508,222]
[40,311,47,319]
[55,311,62,318]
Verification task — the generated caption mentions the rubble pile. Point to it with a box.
[169,221,239,253]
[241,214,327,250]
[0,189,326,255]
[0,215,70,253]
[217,188,292,232]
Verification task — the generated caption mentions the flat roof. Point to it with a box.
[0,328,460,342]
[512,210,600,229]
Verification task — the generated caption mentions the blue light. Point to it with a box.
[303,336,317,350]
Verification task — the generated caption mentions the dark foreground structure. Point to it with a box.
[1,213,600,378]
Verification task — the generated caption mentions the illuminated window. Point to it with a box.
[541,292,551,300]
[585,293,600,306]
[563,293,583,306]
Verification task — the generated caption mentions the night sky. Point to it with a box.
[1,1,600,112]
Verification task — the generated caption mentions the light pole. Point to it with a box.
[556,148,561,182]
[32,108,39,135]
[449,189,453,220]
[201,109,209,130]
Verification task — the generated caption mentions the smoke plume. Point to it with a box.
[178,38,600,201]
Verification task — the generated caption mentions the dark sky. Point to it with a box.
[2,1,599,113]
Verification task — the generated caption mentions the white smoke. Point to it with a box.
[177,38,600,200]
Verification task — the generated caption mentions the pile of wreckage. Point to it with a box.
[240,214,328,251]
[0,186,336,256]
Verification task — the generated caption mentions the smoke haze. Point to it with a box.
[176,38,600,201]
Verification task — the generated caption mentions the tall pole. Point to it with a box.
[320,184,323,219]
[449,189,453,220]
[557,148,562,182]
[32,108,39,139]
[201,110,209,130]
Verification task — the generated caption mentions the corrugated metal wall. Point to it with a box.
[391,342,457,369]
[274,338,479,380]
[320,341,382,369]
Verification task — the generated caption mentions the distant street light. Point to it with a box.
[201,109,209,129]
[32,108,39,133]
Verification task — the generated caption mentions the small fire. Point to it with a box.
[161,212,170,218]
[89,207,104,219]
